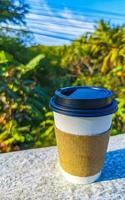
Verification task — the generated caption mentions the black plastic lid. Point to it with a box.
[49,86,118,117]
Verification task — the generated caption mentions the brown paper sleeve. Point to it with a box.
[55,126,110,177]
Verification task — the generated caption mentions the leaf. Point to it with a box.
[22,80,33,85]
[18,126,30,132]
[110,48,118,64]
[0,51,14,64]
[13,133,25,143]
[27,98,44,109]
[41,126,54,137]
[4,139,15,146]
[18,54,45,75]
[28,103,43,119]
[101,54,110,73]
[45,111,53,117]
[32,85,47,97]
[112,66,122,72]
[25,134,33,142]
[6,88,18,100]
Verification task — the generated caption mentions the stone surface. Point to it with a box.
[0,134,125,200]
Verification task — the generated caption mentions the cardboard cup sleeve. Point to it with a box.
[55,126,110,177]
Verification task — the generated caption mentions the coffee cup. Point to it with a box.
[50,86,117,184]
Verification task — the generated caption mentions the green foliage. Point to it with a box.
[0,0,32,46]
[0,0,28,25]
[0,50,48,152]
[29,45,70,93]
[0,35,33,63]
[32,111,56,148]
[0,20,125,152]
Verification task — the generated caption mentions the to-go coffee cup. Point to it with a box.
[50,86,118,184]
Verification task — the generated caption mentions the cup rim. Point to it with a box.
[50,97,118,117]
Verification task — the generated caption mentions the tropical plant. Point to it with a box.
[89,20,125,74]
[0,50,48,152]
[0,20,125,152]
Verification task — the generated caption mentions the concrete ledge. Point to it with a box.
[0,134,125,200]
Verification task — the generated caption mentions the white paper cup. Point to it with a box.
[54,112,112,184]
[50,86,118,184]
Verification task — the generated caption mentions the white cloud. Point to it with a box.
[26,0,95,45]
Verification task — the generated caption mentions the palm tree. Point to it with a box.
[61,35,94,77]
[89,20,125,74]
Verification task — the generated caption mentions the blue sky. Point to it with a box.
[24,0,125,45]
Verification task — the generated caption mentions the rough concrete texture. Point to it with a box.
[0,134,125,200]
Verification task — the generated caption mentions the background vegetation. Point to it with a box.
[0,1,125,152]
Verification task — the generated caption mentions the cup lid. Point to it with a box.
[49,86,118,117]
